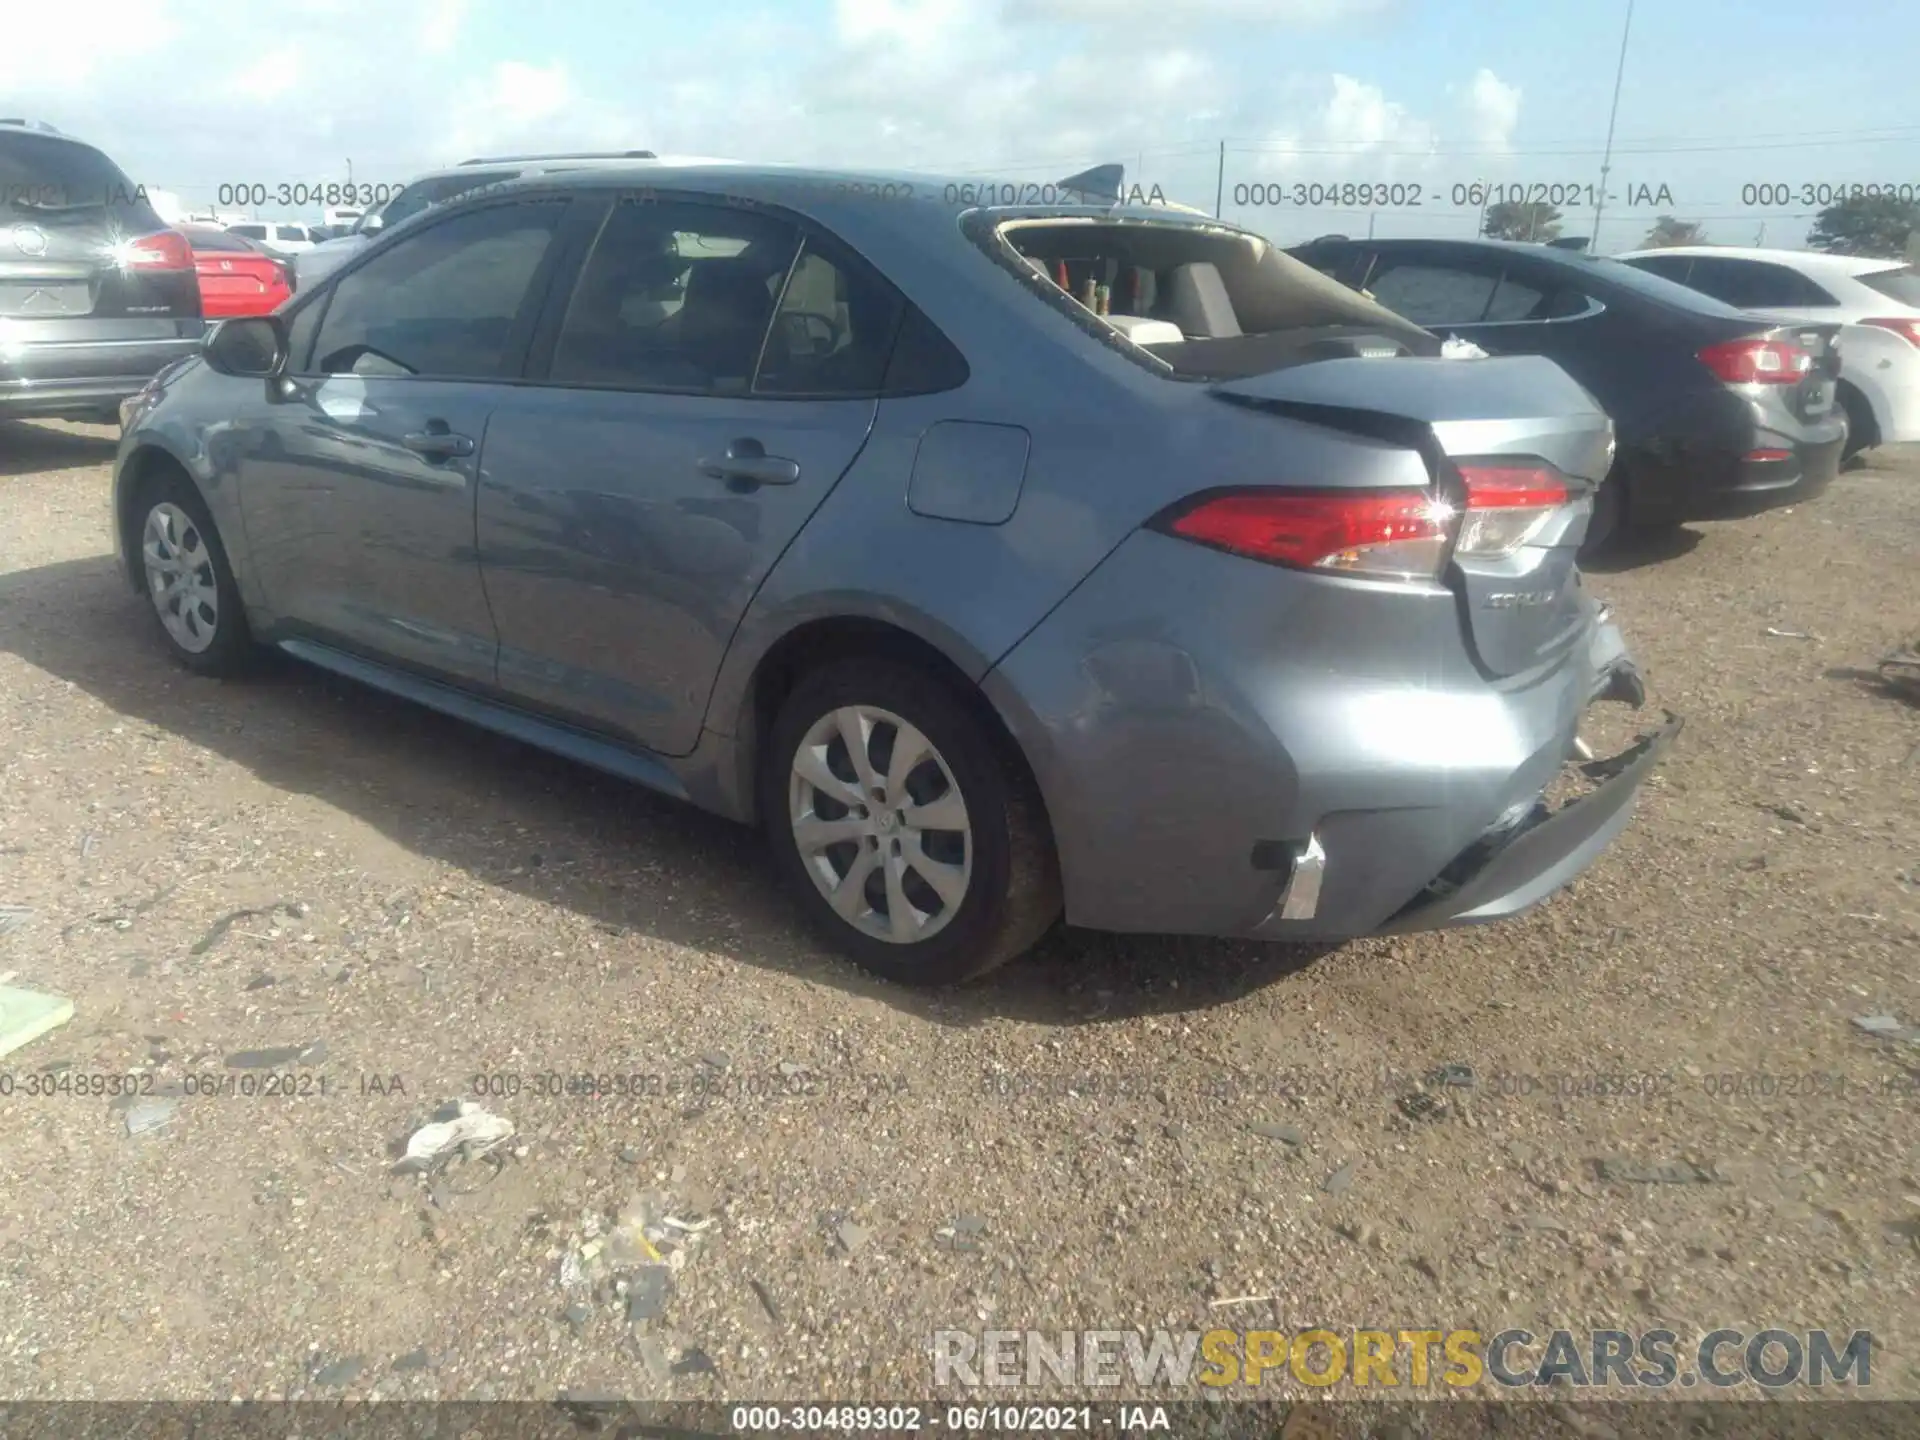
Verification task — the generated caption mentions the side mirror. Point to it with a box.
[203,315,287,378]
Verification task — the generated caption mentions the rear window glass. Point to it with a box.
[182,228,257,252]
[1858,264,1920,308]
[0,133,147,214]
[976,215,1437,380]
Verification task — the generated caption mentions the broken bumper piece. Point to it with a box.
[1382,710,1683,933]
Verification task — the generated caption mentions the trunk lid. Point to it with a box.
[1207,354,1613,677]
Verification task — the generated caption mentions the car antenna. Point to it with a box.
[1056,163,1125,208]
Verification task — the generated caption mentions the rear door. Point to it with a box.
[476,193,896,755]
[0,129,198,339]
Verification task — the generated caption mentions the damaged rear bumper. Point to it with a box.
[1378,709,1680,933]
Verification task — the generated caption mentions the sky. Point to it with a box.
[6,0,1920,253]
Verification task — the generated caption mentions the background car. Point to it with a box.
[292,150,663,290]
[226,221,315,257]
[178,223,289,317]
[112,162,1669,986]
[0,118,203,423]
[1614,245,1920,459]
[1289,236,1847,550]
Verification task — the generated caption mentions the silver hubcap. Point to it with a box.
[789,705,972,945]
[141,502,219,654]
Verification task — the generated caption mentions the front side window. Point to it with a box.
[549,199,802,395]
[310,200,565,379]
[379,170,523,232]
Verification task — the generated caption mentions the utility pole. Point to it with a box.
[1214,141,1225,217]
[1589,0,1636,252]
[346,157,354,186]
[1367,211,1376,239]
[1756,221,1767,246]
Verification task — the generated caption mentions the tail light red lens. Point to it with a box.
[116,230,193,272]
[1860,316,1920,348]
[1156,460,1576,580]
[1159,488,1454,580]
[1696,338,1811,385]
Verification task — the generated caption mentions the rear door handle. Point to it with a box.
[403,429,476,459]
[699,438,800,487]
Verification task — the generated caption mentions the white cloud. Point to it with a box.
[1459,68,1523,152]
[418,0,470,54]
[0,0,177,91]
[231,47,303,102]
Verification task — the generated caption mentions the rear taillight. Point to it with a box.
[113,230,193,272]
[1154,459,1575,581]
[1157,488,1454,580]
[1696,338,1811,385]
[1453,462,1572,560]
[1860,316,1920,348]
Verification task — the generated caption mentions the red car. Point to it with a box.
[180,224,291,318]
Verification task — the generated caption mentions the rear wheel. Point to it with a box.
[132,468,256,677]
[761,657,1061,986]
[1578,466,1625,558]
[1838,383,1878,462]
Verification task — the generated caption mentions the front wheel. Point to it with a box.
[132,470,256,676]
[761,658,1062,986]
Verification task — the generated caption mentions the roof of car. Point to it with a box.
[442,160,1239,228]
[1612,244,1907,275]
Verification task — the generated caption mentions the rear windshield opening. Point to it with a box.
[0,132,148,216]
[987,216,1439,379]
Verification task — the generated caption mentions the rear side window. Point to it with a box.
[0,132,146,216]
[1683,257,1835,308]
[756,232,908,398]
[548,198,801,395]
[183,228,255,253]
[311,200,565,378]
[229,225,266,240]
[1366,263,1497,326]
[1620,254,1692,283]
[1858,264,1920,307]
[882,304,970,395]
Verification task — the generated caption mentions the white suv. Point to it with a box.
[227,221,317,257]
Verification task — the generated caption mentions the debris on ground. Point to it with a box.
[391,1347,431,1373]
[748,1276,784,1325]
[0,983,74,1060]
[1878,637,1920,703]
[123,1095,179,1138]
[1247,1121,1304,1145]
[1595,1157,1724,1185]
[1853,1014,1920,1044]
[934,1214,988,1253]
[225,1040,326,1069]
[0,904,33,936]
[835,1218,871,1255]
[671,1347,717,1377]
[625,1264,672,1323]
[1764,626,1817,641]
[393,1100,515,1173]
[1324,1164,1356,1197]
[311,1355,366,1389]
[190,900,309,957]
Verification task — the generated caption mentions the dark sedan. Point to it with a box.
[1288,237,1847,550]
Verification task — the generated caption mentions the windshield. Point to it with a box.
[377,169,523,230]
[1859,263,1920,308]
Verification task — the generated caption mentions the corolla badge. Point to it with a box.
[10,224,48,257]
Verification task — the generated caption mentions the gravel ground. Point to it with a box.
[0,419,1915,1409]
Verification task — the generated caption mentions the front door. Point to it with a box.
[477,196,905,754]
[233,197,571,684]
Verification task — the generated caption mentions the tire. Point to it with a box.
[760,657,1062,986]
[1837,384,1877,462]
[130,467,257,677]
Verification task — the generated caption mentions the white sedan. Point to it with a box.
[1616,245,1920,456]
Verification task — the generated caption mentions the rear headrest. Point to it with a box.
[1162,262,1240,338]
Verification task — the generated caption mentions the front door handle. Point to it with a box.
[403,428,475,459]
[698,438,800,487]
